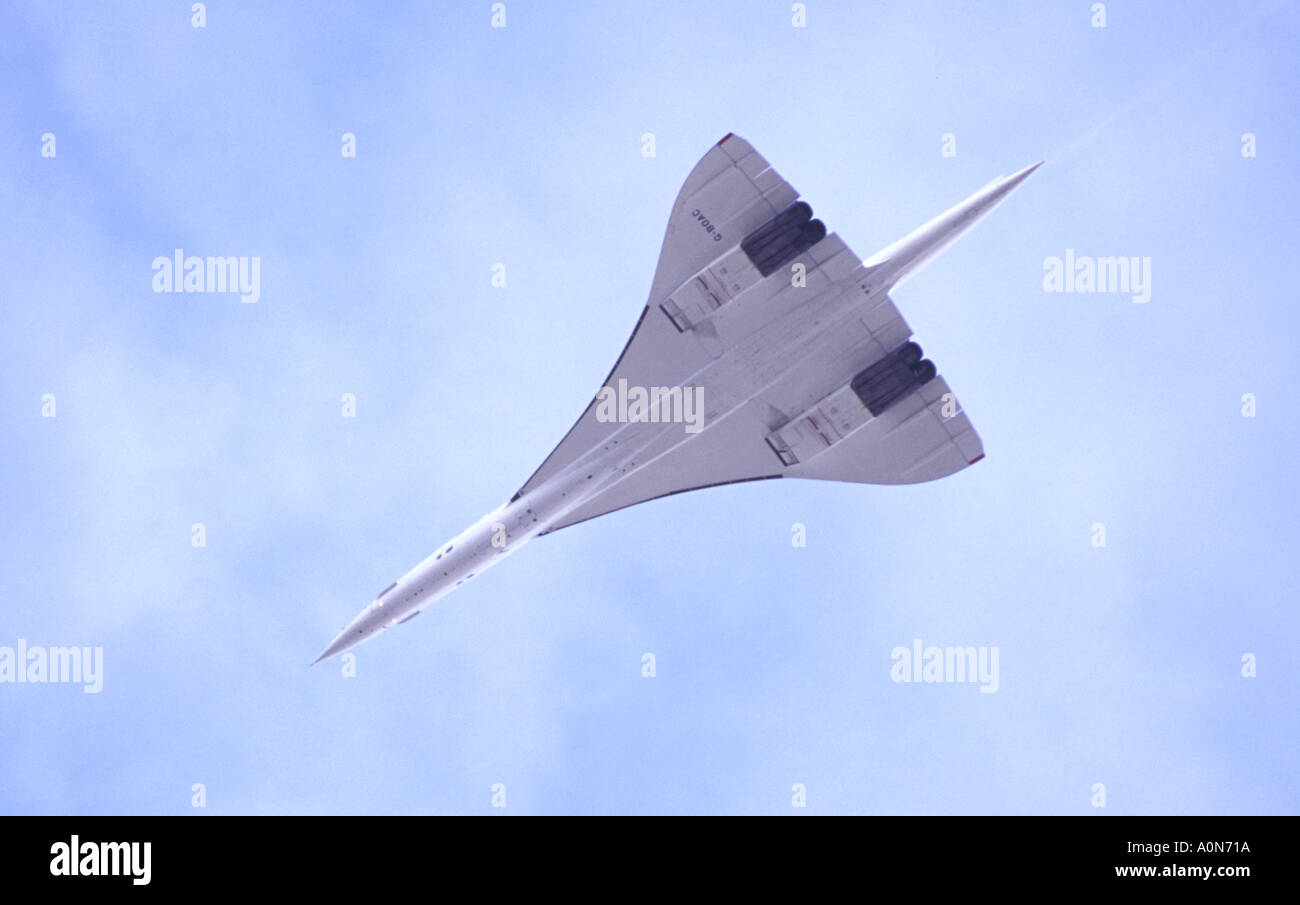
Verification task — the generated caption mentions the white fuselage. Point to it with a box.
[317,405,712,660]
[313,160,1042,664]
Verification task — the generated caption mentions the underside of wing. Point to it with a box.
[541,292,984,533]
[516,134,811,498]
[518,134,984,528]
[780,373,984,485]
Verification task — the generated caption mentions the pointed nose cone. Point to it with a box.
[312,608,373,665]
[311,631,352,666]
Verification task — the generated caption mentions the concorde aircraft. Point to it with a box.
[314,134,1040,664]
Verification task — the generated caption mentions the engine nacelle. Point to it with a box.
[850,342,937,416]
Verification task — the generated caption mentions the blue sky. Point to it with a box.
[1,0,1297,815]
